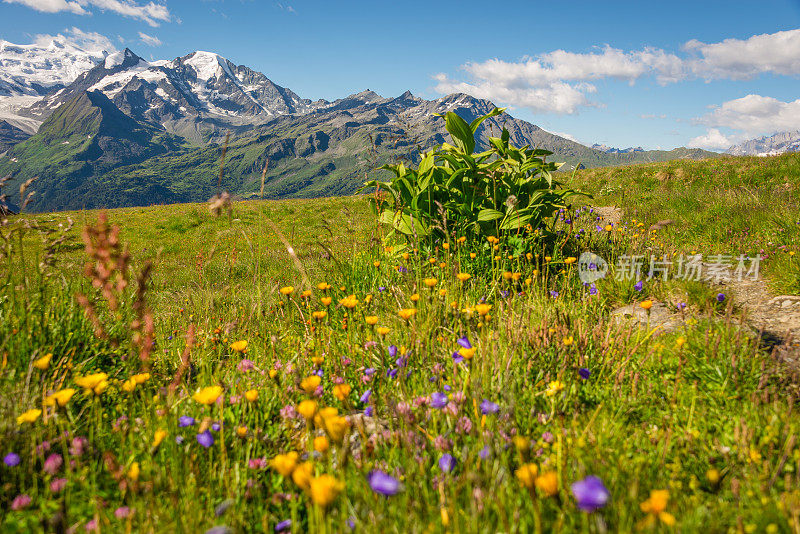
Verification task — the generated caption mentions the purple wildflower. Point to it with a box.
[457,336,472,349]
[69,436,88,456]
[589,284,598,296]
[275,519,292,532]
[571,476,610,512]
[3,452,20,466]
[388,345,398,358]
[439,454,456,473]
[363,367,376,376]
[360,389,372,404]
[480,399,499,415]
[364,406,374,417]
[479,446,491,460]
[197,430,214,448]
[634,280,643,292]
[579,368,591,380]
[237,359,255,372]
[368,470,401,496]
[717,293,726,302]
[211,422,221,432]
[452,351,464,364]
[550,290,559,298]
[430,392,448,409]
[178,416,195,427]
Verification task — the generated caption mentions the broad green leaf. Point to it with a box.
[445,112,475,154]
[468,107,505,133]
[477,208,504,222]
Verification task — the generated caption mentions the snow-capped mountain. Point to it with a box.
[23,49,317,139]
[0,36,110,97]
[591,143,644,154]
[726,131,800,156]
[0,36,110,132]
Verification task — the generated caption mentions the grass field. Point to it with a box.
[1,153,799,533]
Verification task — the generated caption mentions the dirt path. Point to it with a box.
[597,205,800,364]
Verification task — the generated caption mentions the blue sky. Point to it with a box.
[2,0,800,150]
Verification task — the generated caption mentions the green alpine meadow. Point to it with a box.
[2,4,800,532]
[1,106,799,533]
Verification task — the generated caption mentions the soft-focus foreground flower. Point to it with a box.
[17,409,42,425]
[193,386,223,405]
[545,380,565,397]
[270,452,299,477]
[230,340,248,352]
[368,470,401,496]
[44,388,76,407]
[4,452,21,466]
[480,399,499,415]
[516,464,538,489]
[33,353,52,370]
[430,392,448,409]
[309,474,344,507]
[439,454,456,473]
[640,489,675,526]
[75,372,109,395]
[572,476,610,512]
[197,430,214,448]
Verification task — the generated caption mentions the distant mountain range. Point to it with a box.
[726,131,800,156]
[0,41,722,212]
[591,143,645,154]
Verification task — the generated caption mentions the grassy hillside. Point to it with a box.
[0,153,798,532]
[568,153,800,293]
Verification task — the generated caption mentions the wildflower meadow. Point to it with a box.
[1,109,800,533]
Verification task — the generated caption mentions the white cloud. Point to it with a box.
[433,28,800,115]
[33,26,117,55]
[4,0,87,14]
[4,0,171,26]
[695,94,800,137]
[551,130,579,143]
[684,29,800,80]
[687,128,736,150]
[138,31,161,47]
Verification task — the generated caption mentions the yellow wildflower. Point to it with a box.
[376,326,390,336]
[192,385,223,405]
[229,340,248,353]
[75,373,108,395]
[314,435,330,453]
[44,388,76,407]
[398,308,417,320]
[545,380,565,397]
[423,277,438,288]
[365,316,378,325]
[309,474,344,507]
[535,471,559,496]
[297,400,318,419]
[320,296,332,306]
[153,429,167,448]
[475,303,492,316]
[245,389,259,402]
[301,375,322,395]
[279,286,294,296]
[515,463,538,489]
[333,383,352,401]
[33,353,52,370]
[292,461,314,491]
[640,300,653,310]
[459,347,476,360]
[128,462,140,481]
[456,272,471,282]
[17,408,42,425]
[270,452,299,476]
[312,310,327,320]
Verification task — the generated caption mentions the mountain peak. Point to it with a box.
[104,48,143,70]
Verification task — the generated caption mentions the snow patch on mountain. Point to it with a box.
[0,36,110,97]
[726,131,800,156]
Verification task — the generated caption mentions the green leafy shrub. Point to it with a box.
[363,107,585,243]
